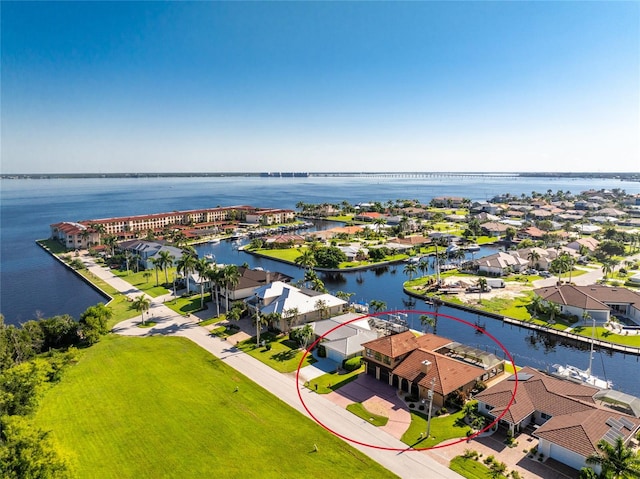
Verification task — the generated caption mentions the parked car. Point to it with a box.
[540,271,551,278]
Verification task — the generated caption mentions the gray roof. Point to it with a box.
[594,389,640,418]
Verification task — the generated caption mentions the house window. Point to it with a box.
[374,352,382,361]
[366,348,373,358]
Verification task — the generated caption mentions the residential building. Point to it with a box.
[362,331,503,408]
[50,222,100,249]
[533,284,640,325]
[474,367,640,474]
[310,313,379,363]
[246,281,347,329]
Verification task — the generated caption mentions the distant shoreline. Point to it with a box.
[2,171,639,181]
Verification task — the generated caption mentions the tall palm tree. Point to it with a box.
[150,257,162,286]
[283,307,300,331]
[222,264,240,312]
[254,307,269,346]
[90,223,107,246]
[527,250,541,270]
[132,295,151,325]
[194,258,211,309]
[157,250,175,285]
[176,253,197,294]
[205,266,223,317]
[586,436,640,479]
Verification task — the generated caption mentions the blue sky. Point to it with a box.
[1,1,638,173]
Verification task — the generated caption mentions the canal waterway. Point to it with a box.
[196,231,640,397]
[1,175,639,396]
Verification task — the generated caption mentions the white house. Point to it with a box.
[246,281,347,329]
[310,313,379,363]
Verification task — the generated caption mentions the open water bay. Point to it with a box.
[1,174,639,395]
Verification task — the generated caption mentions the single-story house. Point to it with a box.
[533,284,640,325]
[474,367,640,474]
[310,313,379,363]
[566,237,600,253]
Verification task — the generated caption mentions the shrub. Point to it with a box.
[342,357,362,372]
[484,455,495,465]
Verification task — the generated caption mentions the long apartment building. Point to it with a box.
[50,205,296,248]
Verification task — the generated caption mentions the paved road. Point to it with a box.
[84,255,463,479]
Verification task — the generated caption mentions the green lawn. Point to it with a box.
[449,456,493,479]
[236,333,317,373]
[34,335,396,479]
[164,293,213,316]
[306,366,364,394]
[400,409,471,448]
[346,403,388,427]
[113,269,171,297]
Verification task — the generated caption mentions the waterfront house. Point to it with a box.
[474,367,640,474]
[362,331,500,408]
[476,251,528,276]
[431,196,466,208]
[480,222,510,237]
[119,240,183,270]
[310,313,379,364]
[533,284,640,326]
[245,281,347,329]
[220,267,292,304]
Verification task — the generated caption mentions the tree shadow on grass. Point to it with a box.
[271,350,297,362]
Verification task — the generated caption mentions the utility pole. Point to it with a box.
[426,377,436,438]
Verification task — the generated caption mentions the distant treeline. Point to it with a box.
[2,172,639,180]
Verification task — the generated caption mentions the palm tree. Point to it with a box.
[586,436,640,479]
[547,302,561,324]
[373,217,387,235]
[419,314,435,333]
[403,263,418,281]
[254,307,269,346]
[477,277,487,304]
[527,250,541,270]
[204,266,223,317]
[176,253,197,294]
[132,295,151,325]
[295,249,317,271]
[283,307,300,331]
[222,264,240,312]
[370,299,387,313]
[90,223,107,246]
[314,299,329,320]
[194,258,211,309]
[150,257,162,286]
[157,250,175,285]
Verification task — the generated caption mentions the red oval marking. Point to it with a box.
[295,310,518,451]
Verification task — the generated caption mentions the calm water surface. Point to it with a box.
[1,175,639,395]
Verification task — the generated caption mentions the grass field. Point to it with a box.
[34,335,396,479]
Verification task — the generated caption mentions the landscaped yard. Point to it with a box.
[34,335,396,479]
[449,455,494,479]
[400,409,472,448]
[113,268,172,297]
[346,402,388,426]
[236,332,317,373]
[306,366,364,394]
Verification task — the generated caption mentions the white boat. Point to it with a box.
[204,254,215,262]
[209,238,220,244]
[551,364,613,390]
[464,244,481,252]
[551,319,612,390]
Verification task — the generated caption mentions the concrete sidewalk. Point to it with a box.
[85,255,462,479]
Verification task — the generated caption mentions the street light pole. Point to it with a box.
[426,377,436,438]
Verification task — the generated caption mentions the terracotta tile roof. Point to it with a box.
[534,284,640,310]
[416,333,453,351]
[362,330,419,358]
[474,367,598,425]
[392,349,484,396]
[535,408,640,457]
